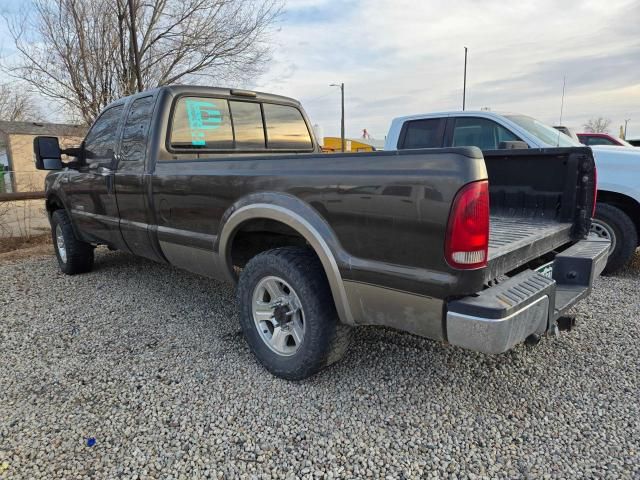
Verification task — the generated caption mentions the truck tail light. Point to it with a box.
[445,180,489,269]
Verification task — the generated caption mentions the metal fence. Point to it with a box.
[0,171,45,201]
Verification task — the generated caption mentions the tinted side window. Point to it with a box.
[230,101,265,149]
[263,104,313,150]
[121,96,155,162]
[452,117,519,150]
[400,119,444,149]
[170,97,233,149]
[586,137,616,146]
[496,124,520,145]
[84,105,124,160]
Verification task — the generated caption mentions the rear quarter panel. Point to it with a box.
[152,148,488,298]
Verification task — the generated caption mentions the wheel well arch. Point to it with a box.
[228,218,308,269]
[218,203,354,325]
[45,194,65,216]
[597,190,640,243]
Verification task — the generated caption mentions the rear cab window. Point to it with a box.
[170,97,233,149]
[229,101,265,149]
[168,95,313,155]
[263,103,313,150]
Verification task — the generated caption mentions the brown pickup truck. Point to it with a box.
[34,85,608,379]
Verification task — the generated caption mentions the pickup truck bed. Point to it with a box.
[481,148,595,282]
[487,216,573,280]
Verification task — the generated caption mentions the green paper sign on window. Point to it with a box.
[185,99,223,146]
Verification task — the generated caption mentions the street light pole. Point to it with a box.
[330,83,345,152]
[463,47,468,111]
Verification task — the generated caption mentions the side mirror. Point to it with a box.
[499,141,529,150]
[34,136,63,170]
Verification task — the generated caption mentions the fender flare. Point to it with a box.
[217,198,355,326]
[597,185,640,214]
[45,192,81,238]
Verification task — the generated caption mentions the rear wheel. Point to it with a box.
[591,203,637,274]
[237,247,351,380]
[50,209,94,275]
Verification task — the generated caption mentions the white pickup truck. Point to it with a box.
[385,111,640,273]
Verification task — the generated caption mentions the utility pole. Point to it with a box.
[330,83,345,152]
[462,47,468,111]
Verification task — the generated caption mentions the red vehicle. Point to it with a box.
[577,133,635,147]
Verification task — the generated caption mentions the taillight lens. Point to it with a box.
[445,180,490,269]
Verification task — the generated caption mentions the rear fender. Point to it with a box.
[216,192,355,325]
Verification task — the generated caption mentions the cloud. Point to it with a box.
[256,0,640,138]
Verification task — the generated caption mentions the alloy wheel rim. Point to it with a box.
[590,219,616,254]
[56,224,67,263]
[251,276,305,356]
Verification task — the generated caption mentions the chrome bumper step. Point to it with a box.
[446,236,610,354]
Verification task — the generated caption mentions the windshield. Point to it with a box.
[505,115,582,147]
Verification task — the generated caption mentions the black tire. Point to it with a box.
[592,203,637,275]
[50,209,94,275]
[237,246,351,380]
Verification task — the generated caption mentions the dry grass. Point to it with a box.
[0,233,52,263]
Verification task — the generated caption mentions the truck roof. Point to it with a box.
[390,110,514,123]
[105,85,302,110]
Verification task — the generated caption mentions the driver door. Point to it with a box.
[66,103,128,250]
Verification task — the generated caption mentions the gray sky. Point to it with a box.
[1,0,639,139]
[257,0,639,139]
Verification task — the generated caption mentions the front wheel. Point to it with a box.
[591,203,637,275]
[50,209,94,275]
[236,247,351,380]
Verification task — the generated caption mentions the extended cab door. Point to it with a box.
[66,103,128,249]
[113,94,164,262]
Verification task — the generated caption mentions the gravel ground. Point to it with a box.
[1,248,639,479]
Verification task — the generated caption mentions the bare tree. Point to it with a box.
[4,0,282,124]
[583,117,612,133]
[0,83,40,121]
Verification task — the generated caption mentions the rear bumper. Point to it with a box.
[446,236,610,354]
